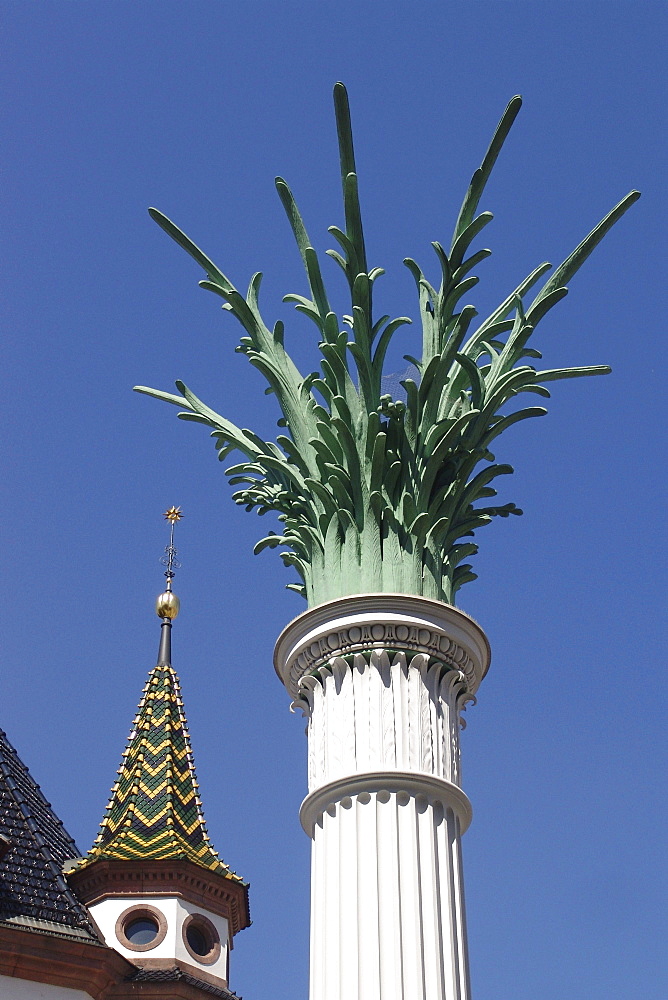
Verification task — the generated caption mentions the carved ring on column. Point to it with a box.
[300,770,473,837]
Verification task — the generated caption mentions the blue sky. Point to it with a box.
[2,3,666,998]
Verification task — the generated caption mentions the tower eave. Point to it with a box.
[67,856,251,936]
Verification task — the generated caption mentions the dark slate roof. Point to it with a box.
[129,966,240,997]
[0,726,99,940]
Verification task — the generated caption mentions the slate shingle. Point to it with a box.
[129,965,240,997]
[0,726,99,938]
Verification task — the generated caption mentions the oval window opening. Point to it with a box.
[182,914,220,965]
[186,923,210,956]
[125,916,159,945]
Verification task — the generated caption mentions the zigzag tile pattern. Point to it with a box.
[80,665,242,882]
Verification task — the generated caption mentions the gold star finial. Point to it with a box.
[163,506,183,524]
[159,507,182,591]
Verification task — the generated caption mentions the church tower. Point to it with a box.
[68,509,250,996]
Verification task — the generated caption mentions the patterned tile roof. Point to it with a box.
[0,726,99,938]
[129,965,240,997]
[78,664,243,882]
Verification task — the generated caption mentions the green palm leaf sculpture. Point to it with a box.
[135,83,639,607]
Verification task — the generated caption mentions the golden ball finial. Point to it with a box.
[156,587,180,620]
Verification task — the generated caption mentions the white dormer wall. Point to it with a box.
[87,895,230,984]
[0,976,91,999]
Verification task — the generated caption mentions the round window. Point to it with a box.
[115,904,168,953]
[182,913,221,965]
[125,916,159,945]
[186,922,210,955]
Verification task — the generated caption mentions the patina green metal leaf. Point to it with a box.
[451,95,522,251]
[136,83,637,607]
[148,208,233,290]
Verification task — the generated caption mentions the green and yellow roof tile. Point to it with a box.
[77,662,243,884]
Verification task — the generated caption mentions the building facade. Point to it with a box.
[0,573,250,999]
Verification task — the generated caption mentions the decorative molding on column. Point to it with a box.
[274,593,490,702]
[300,771,473,837]
[299,651,465,789]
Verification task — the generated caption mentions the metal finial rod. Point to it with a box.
[157,619,172,667]
[160,506,183,588]
[156,510,182,651]
[155,507,183,632]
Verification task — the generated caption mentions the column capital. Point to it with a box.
[274,593,490,701]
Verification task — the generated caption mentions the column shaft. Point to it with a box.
[274,596,490,1000]
[300,652,471,1000]
[306,787,470,1000]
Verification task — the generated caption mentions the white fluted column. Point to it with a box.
[275,595,490,1000]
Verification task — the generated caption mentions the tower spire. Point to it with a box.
[156,506,183,666]
[67,510,250,993]
[75,507,246,885]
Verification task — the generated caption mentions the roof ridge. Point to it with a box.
[0,757,77,898]
[0,727,100,936]
[0,729,79,853]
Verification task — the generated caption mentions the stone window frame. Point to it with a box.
[182,912,221,966]
[115,903,168,953]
